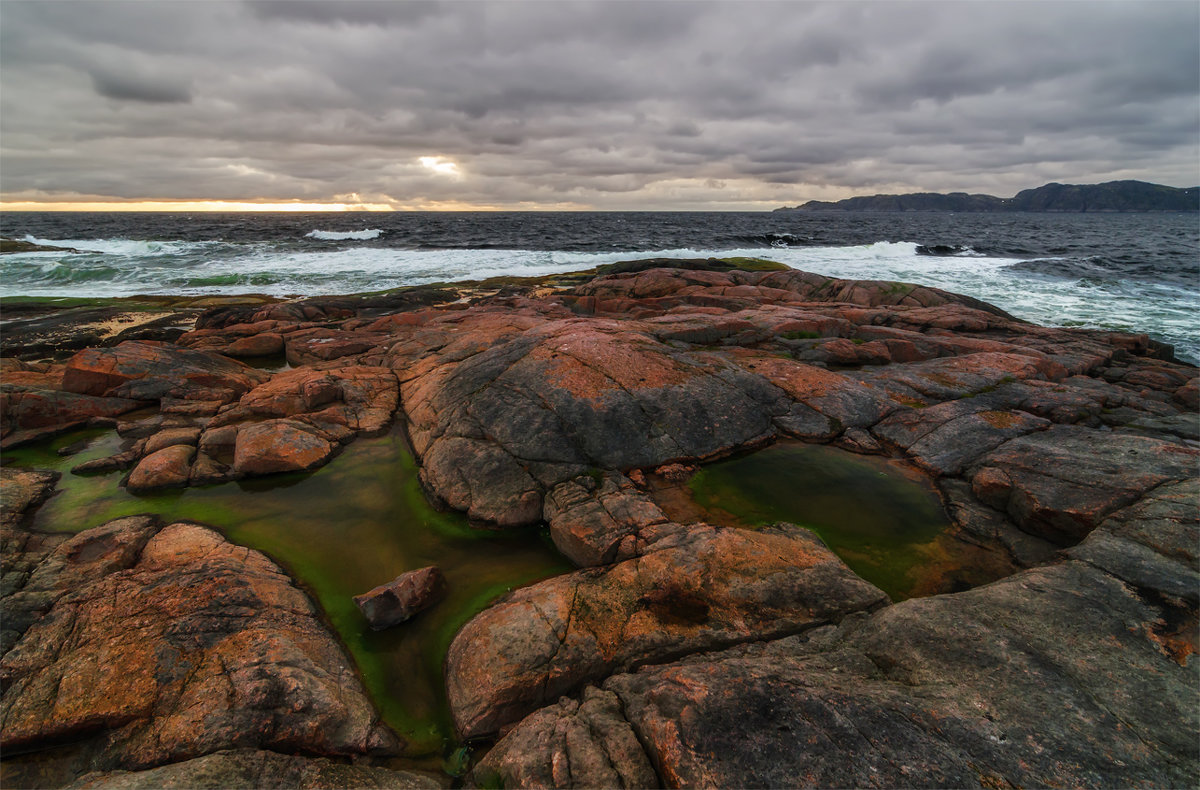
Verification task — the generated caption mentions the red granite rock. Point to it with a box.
[140,426,201,455]
[969,426,1198,544]
[1,387,145,448]
[62,341,266,403]
[232,419,335,476]
[126,444,195,492]
[224,332,285,357]
[1,520,398,767]
[445,522,888,738]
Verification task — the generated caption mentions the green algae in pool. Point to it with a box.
[4,427,572,758]
[685,443,952,600]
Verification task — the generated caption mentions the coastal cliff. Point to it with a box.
[2,259,1197,788]
[776,179,1200,212]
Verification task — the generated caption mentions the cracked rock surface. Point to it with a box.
[2,261,1197,788]
[447,521,889,739]
[0,511,399,774]
[476,481,1199,789]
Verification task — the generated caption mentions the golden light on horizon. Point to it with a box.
[0,200,398,212]
[0,196,596,212]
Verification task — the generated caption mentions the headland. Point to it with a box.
[775,179,1200,212]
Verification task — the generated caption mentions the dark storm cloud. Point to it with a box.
[1,0,1196,209]
[246,0,446,27]
[89,66,192,104]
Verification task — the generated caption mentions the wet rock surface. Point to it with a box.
[1,260,1197,788]
[1,515,399,776]
[354,566,447,630]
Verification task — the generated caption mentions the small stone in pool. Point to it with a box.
[354,566,447,630]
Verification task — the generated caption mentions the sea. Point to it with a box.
[2,211,1197,364]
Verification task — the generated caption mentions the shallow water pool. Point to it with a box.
[655,442,956,600]
[5,427,572,759]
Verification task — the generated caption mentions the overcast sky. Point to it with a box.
[1,0,1196,210]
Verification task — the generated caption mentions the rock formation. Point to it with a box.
[1,259,1196,788]
[354,566,447,630]
[1,516,400,768]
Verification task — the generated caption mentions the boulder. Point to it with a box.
[232,419,335,476]
[1,520,398,768]
[353,566,446,630]
[223,332,284,358]
[141,427,201,455]
[1,386,145,448]
[216,366,397,435]
[543,473,671,567]
[126,445,195,492]
[602,524,1198,789]
[284,328,390,365]
[0,468,59,530]
[446,522,888,738]
[472,687,658,790]
[62,341,266,403]
[489,528,1196,789]
[72,449,141,476]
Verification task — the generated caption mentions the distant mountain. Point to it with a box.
[775,180,1200,213]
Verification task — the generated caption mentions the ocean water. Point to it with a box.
[1,211,1196,363]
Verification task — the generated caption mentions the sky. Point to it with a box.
[1,0,1197,211]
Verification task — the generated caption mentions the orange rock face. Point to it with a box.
[0,388,144,448]
[224,332,285,357]
[62,340,266,402]
[232,419,335,475]
[445,522,888,738]
[126,444,196,492]
[1,519,397,767]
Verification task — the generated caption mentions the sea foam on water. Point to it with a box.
[305,228,384,240]
[2,212,1196,363]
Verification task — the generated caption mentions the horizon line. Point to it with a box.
[0,202,782,213]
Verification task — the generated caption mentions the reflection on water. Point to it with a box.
[5,427,571,758]
[656,442,955,601]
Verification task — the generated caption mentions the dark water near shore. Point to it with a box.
[2,210,1197,363]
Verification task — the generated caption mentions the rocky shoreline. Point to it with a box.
[2,258,1197,788]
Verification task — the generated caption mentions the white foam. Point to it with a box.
[305,229,384,241]
[21,234,202,256]
[2,238,1195,362]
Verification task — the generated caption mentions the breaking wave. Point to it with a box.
[305,229,384,241]
[2,211,1195,363]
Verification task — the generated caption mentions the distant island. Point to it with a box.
[775,180,1200,213]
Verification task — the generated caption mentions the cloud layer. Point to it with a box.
[1,1,1196,209]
